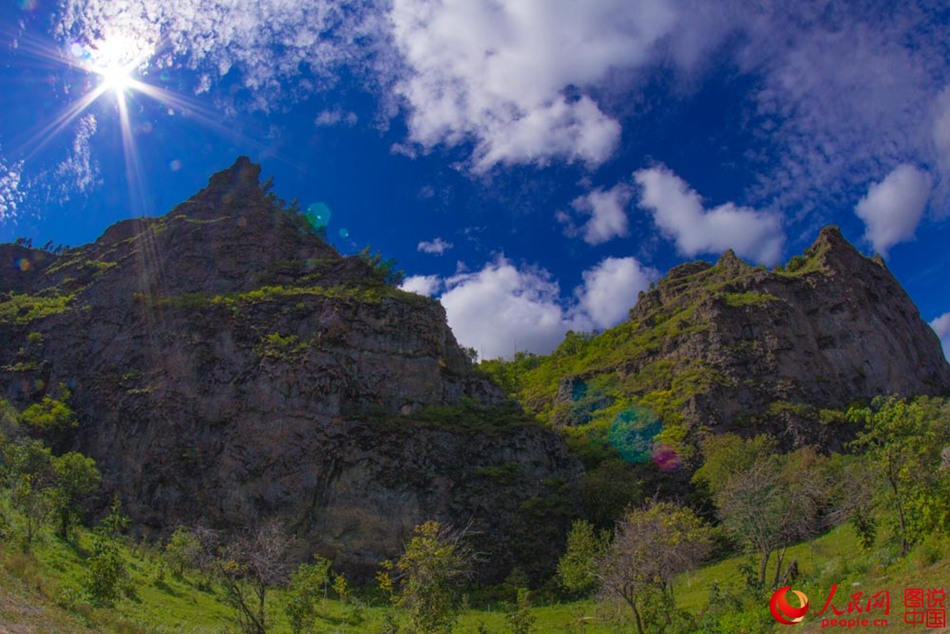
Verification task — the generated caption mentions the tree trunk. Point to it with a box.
[887,473,909,555]
[759,549,772,587]
[772,546,787,589]
[622,592,645,634]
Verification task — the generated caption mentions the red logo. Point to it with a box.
[771,586,810,625]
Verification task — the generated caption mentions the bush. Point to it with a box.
[283,556,332,634]
[84,535,128,607]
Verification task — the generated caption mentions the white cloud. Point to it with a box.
[417,237,453,255]
[315,108,358,127]
[634,165,785,264]
[54,114,100,201]
[437,255,654,359]
[573,257,658,330]
[854,164,932,256]
[930,313,950,361]
[55,0,385,106]
[439,259,567,360]
[52,1,950,211]
[389,0,676,171]
[738,5,950,214]
[399,274,442,297]
[0,154,24,224]
[931,87,950,212]
[561,184,633,245]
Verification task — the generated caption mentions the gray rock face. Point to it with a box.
[0,158,580,581]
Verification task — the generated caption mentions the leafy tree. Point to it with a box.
[99,494,130,537]
[165,525,205,578]
[283,556,332,634]
[84,534,129,606]
[10,473,54,548]
[557,520,606,596]
[848,396,950,554]
[50,451,100,539]
[578,458,643,528]
[691,433,775,490]
[3,439,56,548]
[358,247,405,287]
[378,520,472,634]
[598,501,711,634]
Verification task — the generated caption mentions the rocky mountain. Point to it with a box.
[499,226,950,452]
[0,158,580,581]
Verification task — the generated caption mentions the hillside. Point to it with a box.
[486,227,950,454]
[0,158,580,582]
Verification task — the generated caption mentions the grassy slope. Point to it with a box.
[1,522,947,633]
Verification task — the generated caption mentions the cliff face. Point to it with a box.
[522,227,950,450]
[0,158,580,581]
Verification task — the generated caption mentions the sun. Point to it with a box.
[94,61,136,95]
[81,34,145,96]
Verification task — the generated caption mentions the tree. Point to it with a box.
[358,247,405,287]
[378,520,473,634]
[165,525,205,578]
[99,495,130,538]
[849,396,950,555]
[598,502,711,634]
[198,521,292,634]
[50,451,100,539]
[557,520,606,596]
[693,435,828,588]
[3,438,56,548]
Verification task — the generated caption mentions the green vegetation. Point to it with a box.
[0,291,74,325]
[407,399,541,435]
[598,502,712,634]
[378,520,472,634]
[772,235,832,277]
[19,388,78,433]
[141,281,429,314]
[358,246,405,287]
[721,292,778,308]
[848,396,950,555]
[258,332,308,359]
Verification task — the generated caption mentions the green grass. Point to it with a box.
[721,292,779,308]
[1,511,948,633]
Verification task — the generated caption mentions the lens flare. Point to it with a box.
[306,202,332,228]
[652,443,681,472]
[609,407,664,464]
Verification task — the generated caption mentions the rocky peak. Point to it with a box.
[194,155,266,208]
[715,248,752,273]
[810,224,880,274]
[542,228,950,449]
[0,158,579,582]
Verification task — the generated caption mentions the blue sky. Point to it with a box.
[1,0,949,360]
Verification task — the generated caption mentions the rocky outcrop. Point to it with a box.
[0,158,580,581]
[546,226,950,450]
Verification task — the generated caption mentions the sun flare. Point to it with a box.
[95,62,135,94]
